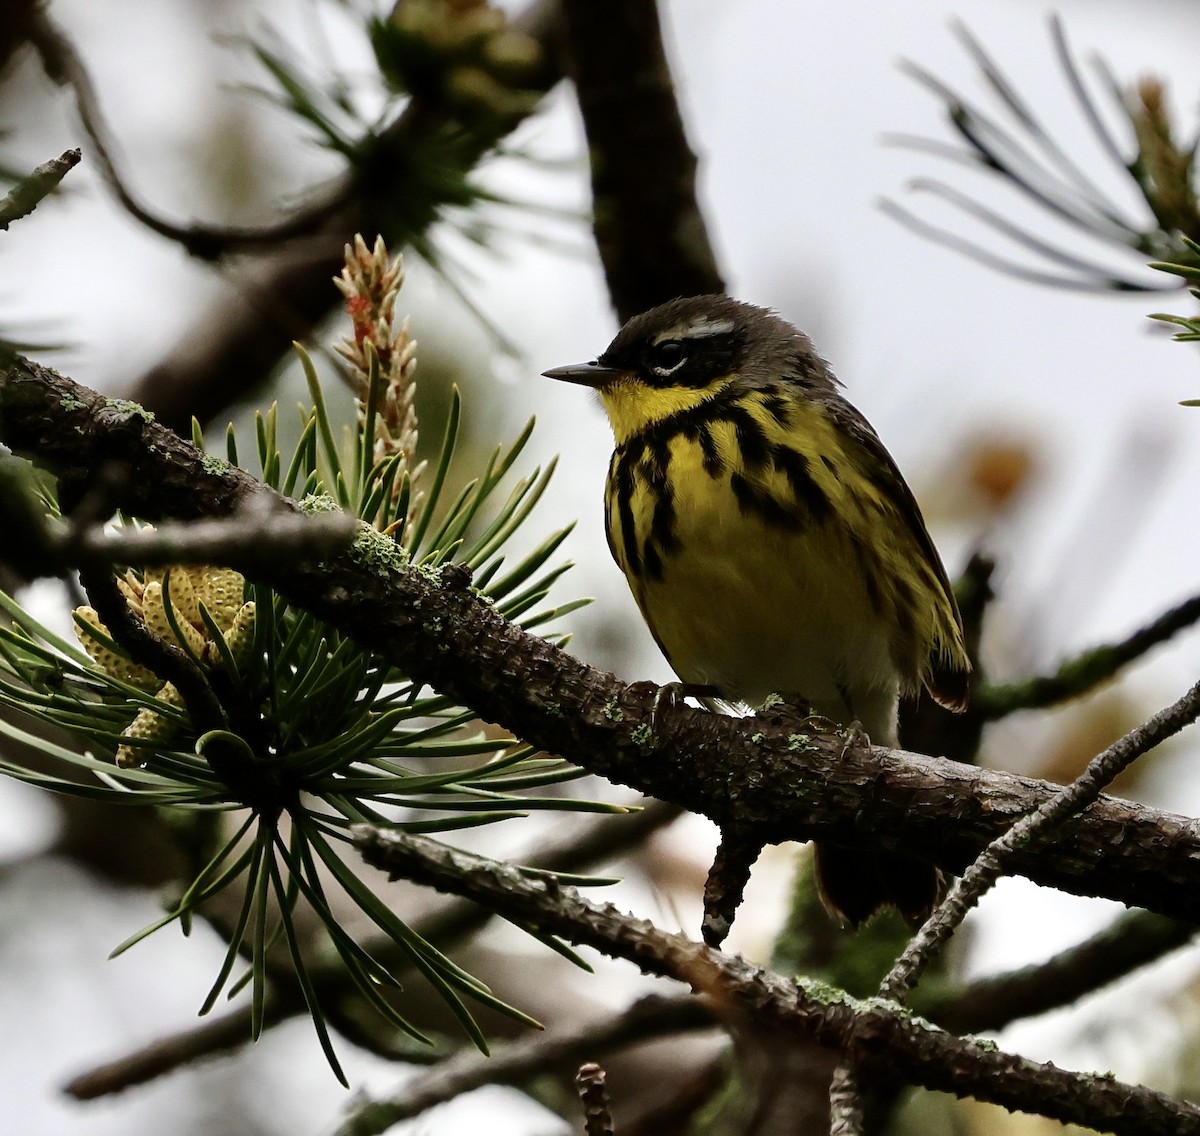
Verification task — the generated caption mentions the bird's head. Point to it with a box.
[543,294,834,444]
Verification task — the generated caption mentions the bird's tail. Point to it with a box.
[812,843,945,929]
[808,687,946,928]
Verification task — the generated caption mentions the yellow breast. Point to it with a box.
[602,387,963,730]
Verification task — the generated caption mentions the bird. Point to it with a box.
[543,294,970,927]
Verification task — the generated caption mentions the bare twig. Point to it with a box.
[64,989,299,1100]
[576,1063,616,1136]
[26,10,354,257]
[0,148,80,229]
[976,591,1200,719]
[828,674,1200,1131]
[41,0,564,433]
[354,827,1200,1136]
[335,996,706,1136]
[0,466,356,580]
[883,674,1200,1003]
[927,909,1195,1035]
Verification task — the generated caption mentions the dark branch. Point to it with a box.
[335,996,707,1136]
[928,909,1195,1035]
[7,355,1200,923]
[977,591,1200,719]
[59,0,563,433]
[66,799,683,1096]
[0,148,80,230]
[64,990,300,1100]
[353,827,1200,1136]
[559,0,724,321]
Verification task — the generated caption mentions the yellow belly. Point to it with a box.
[607,428,905,738]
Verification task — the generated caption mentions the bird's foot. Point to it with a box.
[628,680,721,727]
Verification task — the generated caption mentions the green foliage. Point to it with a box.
[368,0,543,133]
[240,3,562,352]
[1150,236,1200,403]
[884,18,1200,292]
[0,346,599,1080]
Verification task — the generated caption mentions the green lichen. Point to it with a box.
[414,561,444,586]
[602,699,623,723]
[300,492,341,515]
[58,395,86,412]
[103,397,154,421]
[750,732,764,744]
[201,454,230,476]
[794,975,857,1008]
[348,523,410,574]
[786,733,812,751]
[631,722,654,752]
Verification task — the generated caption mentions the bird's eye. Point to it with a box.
[650,340,687,375]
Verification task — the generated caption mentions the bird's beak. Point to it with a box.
[541,361,628,388]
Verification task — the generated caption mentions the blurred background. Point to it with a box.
[3,0,1200,1132]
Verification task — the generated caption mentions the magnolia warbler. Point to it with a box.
[544,295,969,927]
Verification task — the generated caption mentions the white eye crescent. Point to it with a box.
[650,340,687,376]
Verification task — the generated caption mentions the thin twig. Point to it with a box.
[0,148,80,229]
[0,469,356,580]
[354,827,1200,1136]
[65,989,299,1100]
[976,592,1200,719]
[26,11,351,258]
[576,1063,616,1136]
[66,801,683,1097]
[882,674,1200,1002]
[830,678,1200,1130]
[84,0,562,433]
[333,997,704,1136]
[926,909,1196,1035]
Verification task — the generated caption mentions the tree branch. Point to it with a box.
[64,800,683,1096]
[0,458,355,580]
[977,591,1200,720]
[335,995,709,1136]
[353,827,1200,1136]
[832,648,1200,1132]
[27,11,345,256]
[559,0,724,321]
[882,672,1200,1003]
[927,909,1195,1035]
[40,0,565,433]
[5,355,1200,923]
[0,148,80,230]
